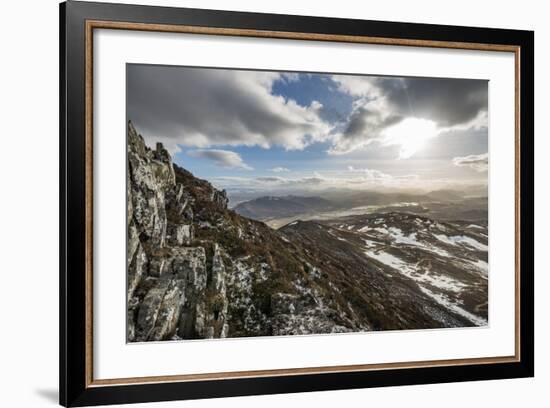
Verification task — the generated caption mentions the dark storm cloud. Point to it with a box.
[334,75,488,127]
[333,106,403,153]
[331,75,488,155]
[127,65,331,153]
[344,107,402,139]
[377,77,487,126]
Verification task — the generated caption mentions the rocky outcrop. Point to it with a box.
[127,122,230,342]
[127,127,174,249]
[211,190,229,210]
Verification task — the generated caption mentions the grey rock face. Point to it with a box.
[128,239,147,300]
[211,244,226,293]
[127,122,175,248]
[133,276,185,342]
[135,279,171,341]
[127,122,229,341]
[171,247,207,284]
[149,258,167,278]
[211,189,229,210]
[204,244,229,338]
[167,223,193,246]
[148,279,186,341]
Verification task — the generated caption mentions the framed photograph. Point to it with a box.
[60,1,534,406]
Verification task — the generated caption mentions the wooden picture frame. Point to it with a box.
[60,1,534,406]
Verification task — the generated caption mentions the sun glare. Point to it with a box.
[383,117,438,159]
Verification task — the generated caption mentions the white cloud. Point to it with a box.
[347,166,393,180]
[280,73,300,83]
[211,168,423,193]
[333,76,393,99]
[128,66,488,164]
[452,153,489,172]
[381,117,439,159]
[270,167,290,173]
[329,109,439,159]
[187,149,253,170]
[128,66,333,154]
[254,175,325,186]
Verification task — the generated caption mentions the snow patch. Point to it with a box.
[365,250,404,270]
[434,234,488,251]
[369,226,451,257]
[365,250,465,293]
[463,258,489,277]
[419,287,487,326]
[466,224,484,230]
[472,259,489,273]
[362,239,378,248]
[388,227,418,245]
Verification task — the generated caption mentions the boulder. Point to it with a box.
[148,280,186,341]
[135,279,170,341]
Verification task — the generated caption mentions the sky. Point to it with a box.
[127,64,489,201]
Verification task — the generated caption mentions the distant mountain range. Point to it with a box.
[233,189,487,224]
[233,195,335,220]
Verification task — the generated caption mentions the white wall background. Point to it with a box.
[0,0,545,407]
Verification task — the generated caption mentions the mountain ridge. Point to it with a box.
[233,195,335,220]
[233,188,488,225]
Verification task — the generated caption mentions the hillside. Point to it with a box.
[282,213,488,327]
